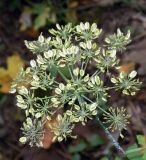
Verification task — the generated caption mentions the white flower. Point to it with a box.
[30,60,36,67]
[129,70,137,78]
[89,103,97,111]
[19,137,27,143]
[38,33,44,43]
[37,55,45,64]
[18,86,28,95]
[73,68,79,77]
[56,24,61,30]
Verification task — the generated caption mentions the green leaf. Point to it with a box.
[87,134,104,147]
[32,3,55,30]
[100,157,108,160]
[59,66,70,79]
[68,141,87,153]
[143,153,146,160]
[71,154,81,160]
[34,12,49,30]
[48,66,58,77]
[32,3,48,15]
[126,144,143,159]
[137,135,145,145]
[115,157,122,160]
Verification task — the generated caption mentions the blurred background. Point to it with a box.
[0,0,146,160]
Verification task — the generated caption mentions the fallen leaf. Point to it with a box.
[0,53,24,93]
[119,62,136,73]
[24,27,39,38]
[19,7,32,31]
[41,117,58,149]
[68,0,78,8]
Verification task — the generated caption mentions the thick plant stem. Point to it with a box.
[96,117,129,160]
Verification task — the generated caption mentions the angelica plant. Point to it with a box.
[10,23,142,154]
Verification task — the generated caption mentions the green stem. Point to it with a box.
[92,70,100,77]
[81,61,84,70]
[84,58,89,71]
[37,95,55,100]
[68,65,74,80]
[96,117,127,157]
[105,86,118,90]
[81,95,111,116]
[54,80,60,85]
[54,65,68,82]
[81,95,129,159]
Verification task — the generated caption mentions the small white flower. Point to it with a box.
[17,103,27,109]
[44,50,54,58]
[95,76,101,85]
[84,22,89,30]
[117,28,122,36]
[80,70,85,77]
[37,55,45,64]
[59,83,65,90]
[30,60,36,67]
[79,42,86,49]
[55,88,62,94]
[111,78,117,83]
[83,74,89,82]
[73,68,79,77]
[33,75,39,81]
[26,117,33,126]
[18,86,28,95]
[38,33,44,43]
[91,23,97,32]
[110,50,116,57]
[9,88,16,93]
[35,112,42,118]
[119,72,125,79]
[19,137,27,143]
[80,22,85,30]
[87,41,92,49]
[129,70,137,78]
[56,24,61,30]
[125,30,131,40]
[89,103,97,111]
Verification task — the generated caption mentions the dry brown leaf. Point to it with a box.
[24,27,39,38]
[41,118,58,149]
[0,53,24,93]
[68,0,78,8]
[119,62,136,73]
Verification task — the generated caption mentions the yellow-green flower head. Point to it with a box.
[104,107,130,133]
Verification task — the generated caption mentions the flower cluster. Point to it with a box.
[105,29,131,51]
[19,118,44,147]
[111,71,142,95]
[25,34,51,54]
[10,23,142,147]
[103,107,130,135]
